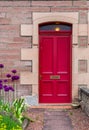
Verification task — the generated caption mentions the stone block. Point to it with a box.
[78,60,87,73]
[79,10,88,24]
[21,24,33,36]
[21,47,38,61]
[73,24,78,44]
[20,71,38,85]
[31,1,72,7]
[78,36,88,48]
[78,24,88,36]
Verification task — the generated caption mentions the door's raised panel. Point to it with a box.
[56,82,68,96]
[56,36,70,73]
[40,81,54,96]
[40,37,54,74]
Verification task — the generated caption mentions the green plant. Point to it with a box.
[0,114,22,130]
[12,98,26,124]
[0,98,31,129]
[0,100,4,111]
[0,100,11,113]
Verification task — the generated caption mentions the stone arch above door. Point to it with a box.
[33,12,78,45]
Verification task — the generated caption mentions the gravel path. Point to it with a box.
[68,108,89,130]
[26,108,89,130]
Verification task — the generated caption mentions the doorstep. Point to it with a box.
[30,105,72,109]
[21,95,72,109]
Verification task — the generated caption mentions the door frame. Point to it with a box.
[39,27,72,103]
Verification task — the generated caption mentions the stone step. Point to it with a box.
[30,105,72,109]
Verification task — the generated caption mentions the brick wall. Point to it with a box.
[0,0,88,98]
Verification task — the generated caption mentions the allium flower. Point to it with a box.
[12,75,20,81]
[9,86,14,91]
[12,76,15,81]
[12,70,17,74]
[6,74,11,78]
[0,64,4,68]
[0,80,2,83]
[4,86,9,92]
[4,79,8,82]
[15,75,20,80]
[0,86,3,90]
[0,84,3,89]
[3,85,8,88]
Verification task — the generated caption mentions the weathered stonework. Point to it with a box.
[78,60,87,73]
[79,24,88,36]
[79,87,89,116]
[21,24,33,36]
[79,10,88,24]
[78,36,88,48]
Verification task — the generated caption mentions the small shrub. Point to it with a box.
[0,114,22,130]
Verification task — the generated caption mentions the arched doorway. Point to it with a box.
[39,22,72,103]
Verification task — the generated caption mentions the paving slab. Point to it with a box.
[43,110,74,130]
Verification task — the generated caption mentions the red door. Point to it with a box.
[39,32,72,103]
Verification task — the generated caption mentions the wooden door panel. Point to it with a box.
[56,81,70,103]
[56,82,68,96]
[56,36,70,74]
[40,37,54,74]
[55,36,70,101]
[39,36,55,103]
[40,81,54,96]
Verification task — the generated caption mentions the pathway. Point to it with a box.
[43,110,74,130]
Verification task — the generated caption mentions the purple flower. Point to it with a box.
[12,76,15,81]
[4,79,8,83]
[0,86,3,90]
[6,74,11,78]
[12,70,17,74]
[9,86,14,91]
[12,75,20,81]
[0,80,2,83]
[3,85,8,88]
[4,86,9,92]
[15,75,20,80]
[0,84,3,90]
[0,64,4,68]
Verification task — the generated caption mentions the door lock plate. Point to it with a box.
[50,75,60,79]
